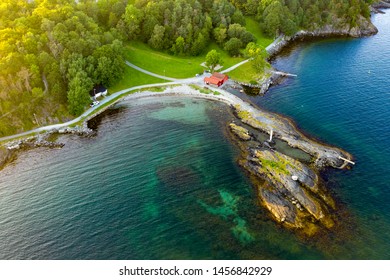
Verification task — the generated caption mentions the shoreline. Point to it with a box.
[266,15,378,58]
[0,75,355,235]
[0,84,352,170]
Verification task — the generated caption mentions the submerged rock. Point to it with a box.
[156,165,200,191]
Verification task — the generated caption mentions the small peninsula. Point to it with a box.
[0,0,386,238]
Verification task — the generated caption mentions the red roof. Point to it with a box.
[204,72,228,87]
[204,76,222,86]
[212,72,228,81]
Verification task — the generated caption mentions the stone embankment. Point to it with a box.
[232,71,289,95]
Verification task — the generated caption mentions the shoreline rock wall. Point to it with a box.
[267,15,378,58]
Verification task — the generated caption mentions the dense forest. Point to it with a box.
[0,0,373,136]
[240,0,372,36]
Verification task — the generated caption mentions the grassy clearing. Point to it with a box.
[228,62,259,84]
[109,65,166,93]
[228,62,271,84]
[125,41,243,78]
[245,17,274,48]
[260,158,290,175]
[260,152,293,176]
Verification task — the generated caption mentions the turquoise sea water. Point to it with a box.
[1,13,390,259]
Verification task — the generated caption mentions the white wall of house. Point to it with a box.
[92,89,108,99]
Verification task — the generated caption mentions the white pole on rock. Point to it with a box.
[269,128,273,142]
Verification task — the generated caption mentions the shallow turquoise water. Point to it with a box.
[1,12,390,259]
[0,97,302,259]
[0,96,336,260]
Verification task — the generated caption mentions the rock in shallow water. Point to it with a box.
[229,123,338,234]
[229,123,252,141]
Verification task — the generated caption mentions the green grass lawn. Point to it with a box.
[244,16,274,48]
[109,65,167,93]
[125,41,243,79]
[228,61,259,83]
[228,61,271,84]
[123,18,273,83]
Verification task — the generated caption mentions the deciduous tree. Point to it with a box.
[224,37,242,56]
[205,49,222,72]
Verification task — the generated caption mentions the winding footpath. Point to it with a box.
[220,59,251,74]
[125,61,180,82]
[1,55,351,172]
[0,58,243,143]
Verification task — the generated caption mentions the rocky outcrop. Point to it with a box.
[233,105,352,170]
[231,70,294,95]
[0,123,96,171]
[243,149,330,225]
[0,146,14,170]
[229,120,343,234]
[229,123,252,141]
[5,136,65,152]
[372,0,390,11]
[0,134,67,170]
[258,71,297,95]
[259,186,301,227]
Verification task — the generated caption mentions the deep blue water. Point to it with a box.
[1,13,390,259]
[236,13,390,258]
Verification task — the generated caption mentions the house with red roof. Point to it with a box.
[204,72,228,87]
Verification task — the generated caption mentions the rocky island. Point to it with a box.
[228,102,353,235]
